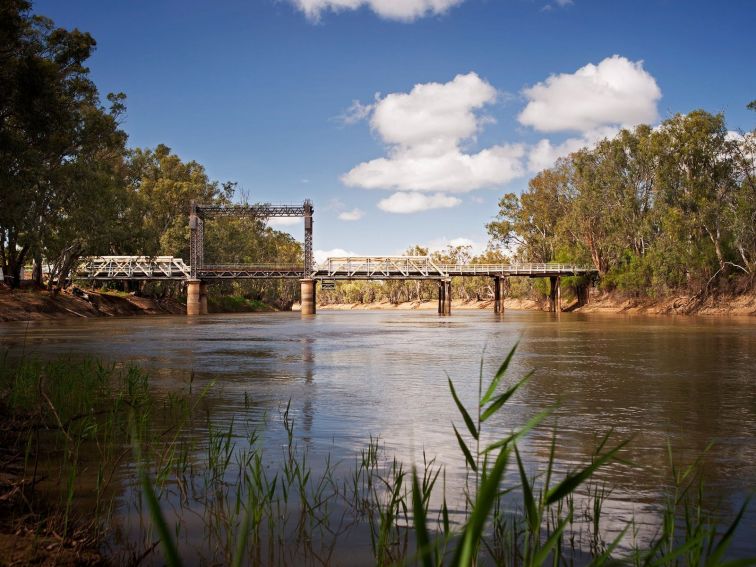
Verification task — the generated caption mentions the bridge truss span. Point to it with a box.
[76,256,190,280]
[198,264,305,279]
[314,256,447,280]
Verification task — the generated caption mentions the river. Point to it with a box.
[1,309,754,563]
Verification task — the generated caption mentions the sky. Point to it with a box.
[35,0,756,262]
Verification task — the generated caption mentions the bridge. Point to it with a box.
[75,200,597,316]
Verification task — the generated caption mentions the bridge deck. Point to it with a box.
[77,256,597,281]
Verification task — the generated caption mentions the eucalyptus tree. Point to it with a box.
[727,109,756,279]
[0,0,128,287]
[649,111,739,287]
[487,161,570,263]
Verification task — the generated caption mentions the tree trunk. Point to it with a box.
[7,241,29,289]
[32,253,43,286]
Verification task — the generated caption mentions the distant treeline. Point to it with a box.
[317,245,521,305]
[487,110,756,298]
[0,1,301,307]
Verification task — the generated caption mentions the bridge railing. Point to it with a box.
[439,263,596,275]
[313,258,596,278]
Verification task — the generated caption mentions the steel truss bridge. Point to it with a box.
[76,255,596,281]
[77,201,596,282]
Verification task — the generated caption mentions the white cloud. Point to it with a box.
[519,55,661,133]
[527,126,619,172]
[338,100,375,125]
[345,144,525,192]
[377,192,461,213]
[267,217,301,227]
[426,236,486,256]
[342,73,526,195]
[314,248,360,264]
[291,0,463,22]
[338,208,365,221]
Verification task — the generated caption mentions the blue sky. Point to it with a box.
[36,0,756,260]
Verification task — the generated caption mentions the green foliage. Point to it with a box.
[207,294,273,313]
[490,110,756,296]
[0,1,129,287]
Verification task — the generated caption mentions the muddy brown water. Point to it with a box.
[1,310,754,563]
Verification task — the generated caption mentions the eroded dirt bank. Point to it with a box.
[0,287,185,322]
[3,288,755,322]
[575,291,756,316]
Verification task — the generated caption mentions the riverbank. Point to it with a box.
[315,290,756,316]
[0,287,282,322]
[3,287,754,322]
[575,290,756,316]
[0,286,185,322]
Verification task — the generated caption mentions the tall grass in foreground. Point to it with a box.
[1,348,753,565]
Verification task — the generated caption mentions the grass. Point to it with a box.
[1,347,753,566]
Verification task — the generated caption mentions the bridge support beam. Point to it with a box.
[438,279,452,315]
[494,276,507,313]
[549,276,561,312]
[576,281,590,306]
[187,279,201,316]
[300,278,316,315]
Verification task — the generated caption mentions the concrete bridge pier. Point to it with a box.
[187,279,209,315]
[187,279,201,315]
[200,282,208,315]
[300,278,316,315]
[549,276,561,312]
[438,279,452,315]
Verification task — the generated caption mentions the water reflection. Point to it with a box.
[1,310,754,558]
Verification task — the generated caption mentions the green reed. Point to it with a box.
[2,349,753,566]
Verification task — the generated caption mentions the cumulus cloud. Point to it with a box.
[527,126,619,172]
[345,145,525,192]
[338,208,365,221]
[342,73,526,195]
[377,192,461,213]
[267,217,301,227]
[519,55,661,133]
[426,236,486,256]
[314,248,360,263]
[291,0,463,21]
[337,100,375,125]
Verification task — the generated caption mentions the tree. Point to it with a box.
[121,145,234,258]
[487,162,569,263]
[650,111,739,285]
[0,1,128,287]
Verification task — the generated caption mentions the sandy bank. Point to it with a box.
[313,298,541,311]
[312,291,756,317]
